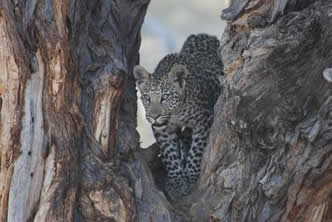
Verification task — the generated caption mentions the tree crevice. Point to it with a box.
[1,0,331,221]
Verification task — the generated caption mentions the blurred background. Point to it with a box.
[137,0,229,147]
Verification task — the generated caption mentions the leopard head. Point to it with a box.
[134,64,188,126]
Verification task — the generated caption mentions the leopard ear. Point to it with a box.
[168,64,188,89]
[133,65,150,88]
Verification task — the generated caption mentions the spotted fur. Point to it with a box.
[134,34,223,197]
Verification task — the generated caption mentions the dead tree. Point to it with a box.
[0,0,171,221]
[191,0,332,221]
[0,0,331,222]
[142,1,332,222]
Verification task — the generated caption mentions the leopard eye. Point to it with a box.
[161,94,169,101]
[142,94,151,103]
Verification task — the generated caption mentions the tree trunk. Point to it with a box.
[143,1,332,222]
[0,0,171,221]
[191,0,332,221]
[1,0,331,222]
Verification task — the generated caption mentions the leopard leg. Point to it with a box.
[152,124,188,197]
[177,127,192,166]
[184,112,213,185]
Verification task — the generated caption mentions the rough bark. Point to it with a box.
[143,1,332,222]
[192,0,332,221]
[1,0,331,222]
[0,0,171,221]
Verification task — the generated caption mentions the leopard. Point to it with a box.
[134,34,223,197]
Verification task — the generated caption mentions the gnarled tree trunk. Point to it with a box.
[1,0,331,222]
[192,0,332,221]
[0,0,171,221]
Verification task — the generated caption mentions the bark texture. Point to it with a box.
[0,0,171,221]
[1,0,332,221]
[140,1,332,221]
[192,0,332,221]
[142,1,332,221]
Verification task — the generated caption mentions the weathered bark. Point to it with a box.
[0,0,172,221]
[142,1,332,222]
[191,0,332,222]
[1,0,331,221]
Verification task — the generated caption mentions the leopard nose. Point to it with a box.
[152,114,160,120]
[146,114,160,124]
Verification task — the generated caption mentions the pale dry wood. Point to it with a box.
[193,1,332,222]
[0,0,172,221]
[0,1,30,220]
[142,1,332,222]
[1,0,331,221]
